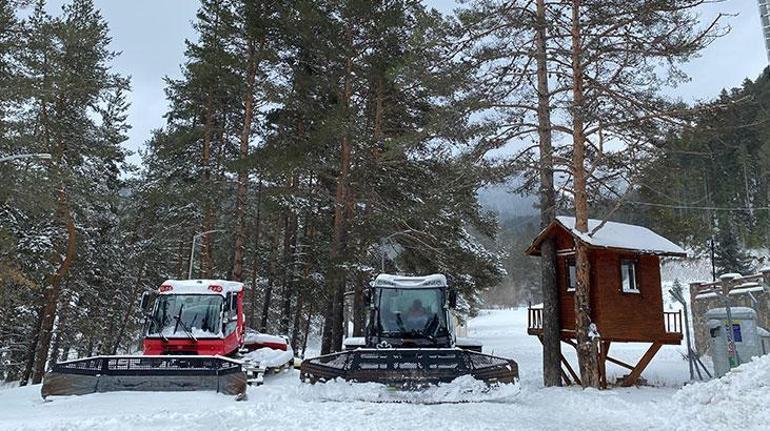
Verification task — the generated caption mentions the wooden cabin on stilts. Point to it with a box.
[525,216,686,387]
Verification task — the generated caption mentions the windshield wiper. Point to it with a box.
[189,312,200,330]
[173,304,198,342]
[399,316,441,342]
[422,315,440,344]
[148,314,168,342]
[395,313,407,333]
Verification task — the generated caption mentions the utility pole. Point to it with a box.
[704,169,716,282]
[188,230,225,279]
[710,238,716,282]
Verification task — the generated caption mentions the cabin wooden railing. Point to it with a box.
[528,307,543,331]
[664,310,683,335]
[529,306,682,337]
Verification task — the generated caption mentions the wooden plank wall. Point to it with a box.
[553,226,670,342]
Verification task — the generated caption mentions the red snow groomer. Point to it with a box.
[300,274,518,387]
[41,279,293,398]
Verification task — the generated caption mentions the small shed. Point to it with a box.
[525,216,686,387]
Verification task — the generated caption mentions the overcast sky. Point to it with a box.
[41,0,769,168]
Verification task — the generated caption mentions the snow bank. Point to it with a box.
[674,354,770,430]
[242,347,294,368]
[295,374,521,404]
[243,330,286,346]
[0,308,759,431]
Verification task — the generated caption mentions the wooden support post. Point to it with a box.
[605,355,635,370]
[599,340,610,389]
[621,342,662,387]
[538,335,573,386]
[559,338,585,385]
[560,352,581,386]
[557,338,581,385]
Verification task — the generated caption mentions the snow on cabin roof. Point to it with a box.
[159,279,243,296]
[526,216,686,257]
[373,273,447,288]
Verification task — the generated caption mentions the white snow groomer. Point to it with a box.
[41,279,293,398]
[300,274,518,387]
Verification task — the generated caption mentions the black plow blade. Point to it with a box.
[300,348,518,387]
[41,355,247,398]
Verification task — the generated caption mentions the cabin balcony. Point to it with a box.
[527,307,683,345]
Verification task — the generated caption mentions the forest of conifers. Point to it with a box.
[1,0,768,385]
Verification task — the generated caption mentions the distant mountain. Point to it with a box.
[478,184,538,219]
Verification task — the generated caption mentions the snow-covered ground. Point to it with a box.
[2,307,766,431]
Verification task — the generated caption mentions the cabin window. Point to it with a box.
[620,259,639,293]
[567,259,576,292]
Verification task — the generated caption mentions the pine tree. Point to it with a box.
[633,69,770,253]
[163,0,241,279]
[1,0,512,371]
[714,215,753,275]
[460,0,724,388]
[457,0,565,387]
[0,0,19,126]
[230,0,285,283]
[6,0,131,383]
[560,0,724,389]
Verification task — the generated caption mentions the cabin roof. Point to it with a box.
[526,216,687,257]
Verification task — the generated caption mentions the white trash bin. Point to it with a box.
[705,307,768,377]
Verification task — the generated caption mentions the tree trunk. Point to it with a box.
[32,188,77,384]
[279,206,298,334]
[573,240,598,387]
[200,94,215,279]
[259,280,274,333]
[320,299,333,354]
[85,339,94,358]
[232,41,258,282]
[570,0,600,389]
[290,293,304,352]
[352,273,366,337]
[373,76,384,144]
[302,302,314,357]
[112,266,145,354]
[259,225,279,332]
[176,238,186,278]
[324,47,354,354]
[535,0,562,388]
[249,180,263,328]
[19,311,42,386]
[49,289,71,365]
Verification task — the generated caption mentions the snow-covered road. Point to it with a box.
[1,308,765,431]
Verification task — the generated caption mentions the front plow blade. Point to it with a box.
[41,355,247,398]
[300,348,518,387]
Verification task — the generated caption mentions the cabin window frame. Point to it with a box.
[566,258,577,293]
[620,258,640,294]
